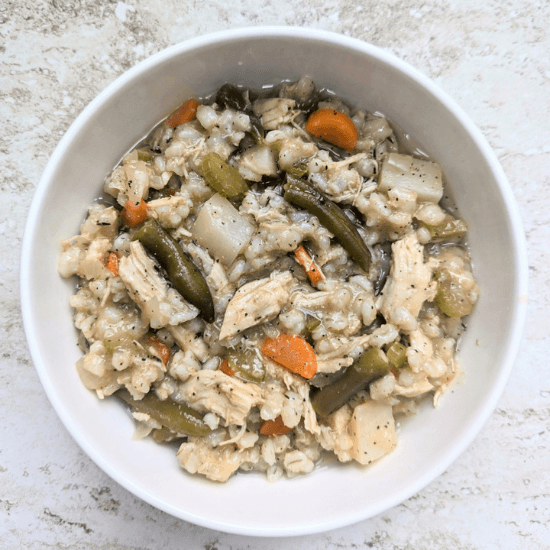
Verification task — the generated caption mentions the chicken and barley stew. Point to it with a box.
[58,77,479,482]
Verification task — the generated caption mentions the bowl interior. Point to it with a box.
[21,28,527,536]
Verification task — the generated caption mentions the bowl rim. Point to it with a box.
[20,26,528,536]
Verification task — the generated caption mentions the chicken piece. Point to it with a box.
[118,241,199,329]
[219,271,294,340]
[349,400,397,465]
[253,98,297,130]
[317,404,354,462]
[177,437,258,483]
[179,370,263,425]
[238,145,278,182]
[164,126,207,176]
[104,159,152,206]
[80,205,120,241]
[278,137,317,171]
[377,232,438,332]
[58,205,120,279]
[309,153,369,203]
[406,329,448,378]
[293,375,320,436]
[316,354,354,374]
[394,370,434,398]
[77,238,111,280]
[262,362,321,435]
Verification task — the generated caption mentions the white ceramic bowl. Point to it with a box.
[21,27,528,536]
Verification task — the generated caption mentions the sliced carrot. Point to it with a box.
[145,334,171,365]
[219,358,236,377]
[121,199,148,228]
[261,334,317,380]
[165,98,199,128]
[105,251,120,277]
[259,415,291,436]
[294,245,324,286]
[306,108,358,151]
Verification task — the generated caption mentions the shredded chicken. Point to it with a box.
[238,145,278,181]
[179,370,263,425]
[253,98,297,130]
[219,271,294,340]
[177,437,258,483]
[119,241,199,328]
[377,232,438,332]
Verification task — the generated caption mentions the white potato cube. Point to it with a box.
[349,400,397,465]
[378,153,443,203]
[192,194,255,266]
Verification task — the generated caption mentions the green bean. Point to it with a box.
[133,218,215,322]
[152,426,183,443]
[117,389,211,437]
[226,345,266,382]
[284,176,371,272]
[434,269,474,318]
[248,113,265,145]
[103,336,134,355]
[215,83,248,112]
[386,342,408,370]
[201,152,249,200]
[137,148,155,162]
[285,161,309,178]
[311,346,389,417]
[421,219,468,242]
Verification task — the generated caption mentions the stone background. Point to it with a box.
[1,1,549,548]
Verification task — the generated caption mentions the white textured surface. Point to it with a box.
[1,1,548,549]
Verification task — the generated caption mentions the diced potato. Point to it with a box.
[192,194,255,266]
[348,400,397,465]
[378,153,443,203]
[238,145,277,182]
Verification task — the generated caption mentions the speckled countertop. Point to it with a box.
[1,1,549,548]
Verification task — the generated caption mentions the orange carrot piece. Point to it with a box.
[305,108,358,151]
[165,98,199,128]
[105,251,120,277]
[145,334,171,365]
[259,415,291,436]
[261,334,317,380]
[294,245,324,286]
[121,199,148,228]
[219,358,236,377]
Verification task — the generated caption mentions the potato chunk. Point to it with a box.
[349,400,397,465]
[378,153,443,203]
[192,194,254,266]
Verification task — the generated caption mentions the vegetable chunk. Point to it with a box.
[192,194,255,266]
[349,401,397,465]
[379,153,443,203]
[306,109,358,151]
[262,334,317,379]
